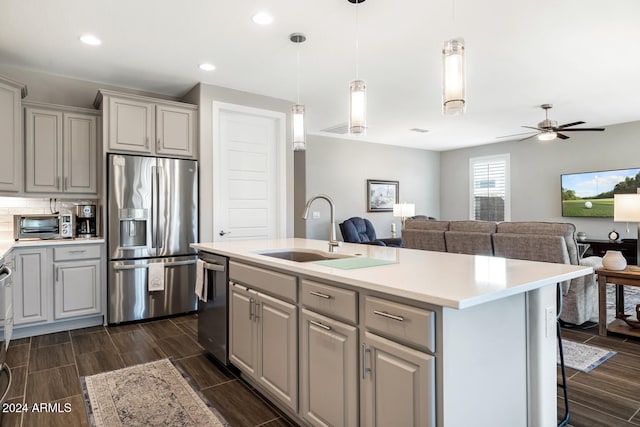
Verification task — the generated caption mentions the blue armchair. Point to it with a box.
[339,217,403,247]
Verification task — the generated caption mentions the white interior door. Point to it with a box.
[213,103,286,241]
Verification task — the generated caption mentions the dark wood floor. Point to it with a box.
[2,314,639,427]
[0,314,295,427]
[559,323,640,427]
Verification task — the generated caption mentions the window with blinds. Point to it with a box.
[469,154,510,221]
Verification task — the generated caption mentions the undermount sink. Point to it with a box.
[257,249,353,262]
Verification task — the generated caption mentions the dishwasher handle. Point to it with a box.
[202,262,225,272]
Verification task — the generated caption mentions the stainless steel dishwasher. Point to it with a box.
[197,252,229,365]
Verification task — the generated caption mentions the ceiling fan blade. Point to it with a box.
[556,133,570,140]
[522,125,543,131]
[557,121,585,129]
[558,127,605,132]
[518,133,540,142]
[496,131,537,139]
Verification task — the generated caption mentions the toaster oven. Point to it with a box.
[13,214,74,240]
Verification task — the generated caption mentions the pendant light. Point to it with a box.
[442,38,466,115]
[348,0,366,135]
[290,33,307,151]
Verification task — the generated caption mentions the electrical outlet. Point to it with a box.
[312,211,320,219]
[545,306,555,338]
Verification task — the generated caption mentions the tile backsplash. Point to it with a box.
[0,197,98,240]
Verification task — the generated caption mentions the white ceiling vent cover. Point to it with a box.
[320,123,350,134]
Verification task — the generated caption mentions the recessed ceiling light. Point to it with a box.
[80,34,102,46]
[199,63,216,71]
[252,12,273,25]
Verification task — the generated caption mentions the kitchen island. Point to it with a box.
[193,238,593,427]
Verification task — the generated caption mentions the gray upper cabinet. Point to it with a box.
[24,103,98,195]
[0,74,27,193]
[95,89,197,158]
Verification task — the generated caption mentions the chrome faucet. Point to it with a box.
[302,194,342,252]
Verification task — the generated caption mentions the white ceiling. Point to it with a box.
[1,0,639,151]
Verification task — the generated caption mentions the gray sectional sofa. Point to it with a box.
[402,219,603,325]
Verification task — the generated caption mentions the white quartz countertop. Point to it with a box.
[0,238,105,261]
[192,238,593,310]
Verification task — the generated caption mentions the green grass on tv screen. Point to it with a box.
[562,198,613,217]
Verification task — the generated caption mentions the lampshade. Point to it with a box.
[442,38,465,115]
[349,79,367,134]
[393,203,415,218]
[292,104,305,151]
[614,194,640,222]
[537,131,557,141]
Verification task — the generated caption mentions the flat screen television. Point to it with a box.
[561,167,640,217]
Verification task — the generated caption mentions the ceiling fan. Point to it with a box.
[497,104,605,142]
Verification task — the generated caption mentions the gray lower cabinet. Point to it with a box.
[300,309,358,427]
[361,331,435,427]
[10,243,104,337]
[53,245,101,319]
[229,282,298,412]
[13,248,48,325]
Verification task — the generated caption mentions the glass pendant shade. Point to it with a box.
[537,131,557,141]
[292,104,306,151]
[442,38,466,115]
[349,79,367,134]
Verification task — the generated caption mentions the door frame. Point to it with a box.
[212,101,287,241]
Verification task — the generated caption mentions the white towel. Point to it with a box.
[148,263,165,292]
[195,259,207,301]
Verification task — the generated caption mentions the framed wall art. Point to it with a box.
[367,179,399,212]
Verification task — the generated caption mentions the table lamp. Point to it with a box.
[393,202,415,229]
[613,193,640,266]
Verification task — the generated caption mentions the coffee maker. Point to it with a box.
[75,204,97,238]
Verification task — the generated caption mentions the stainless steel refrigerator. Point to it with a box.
[107,154,198,324]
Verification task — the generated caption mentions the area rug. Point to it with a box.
[605,284,640,325]
[558,339,617,373]
[81,358,229,427]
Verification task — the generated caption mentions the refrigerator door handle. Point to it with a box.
[156,166,164,249]
[151,165,158,249]
[112,259,197,270]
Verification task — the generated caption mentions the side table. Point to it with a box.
[596,267,640,337]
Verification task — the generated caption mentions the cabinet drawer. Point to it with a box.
[301,279,357,324]
[364,295,435,352]
[229,261,297,302]
[53,244,101,261]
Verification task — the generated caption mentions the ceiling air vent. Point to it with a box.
[320,123,350,134]
[410,128,429,133]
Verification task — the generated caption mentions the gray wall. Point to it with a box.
[183,83,295,242]
[440,120,640,240]
[304,135,440,240]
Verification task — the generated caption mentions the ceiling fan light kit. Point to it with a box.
[442,38,466,115]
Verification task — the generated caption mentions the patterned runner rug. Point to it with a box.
[558,339,617,373]
[81,358,229,427]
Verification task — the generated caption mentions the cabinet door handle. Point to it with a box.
[249,297,255,321]
[56,176,61,189]
[68,249,86,254]
[309,291,331,299]
[157,138,160,148]
[64,177,68,190]
[373,310,405,322]
[309,319,331,331]
[254,302,260,321]
[362,343,371,379]
[145,137,149,148]
[55,267,59,282]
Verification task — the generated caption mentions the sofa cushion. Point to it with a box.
[404,219,450,231]
[495,221,578,265]
[449,220,497,233]
[403,230,447,252]
[493,234,570,264]
[445,231,494,256]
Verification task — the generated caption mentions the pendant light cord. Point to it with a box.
[355,0,360,79]
[296,44,301,104]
